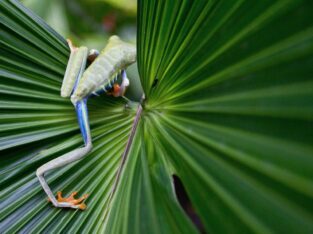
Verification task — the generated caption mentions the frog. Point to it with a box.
[36,35,136,210]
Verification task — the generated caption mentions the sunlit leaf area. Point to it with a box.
[1,0,313,233]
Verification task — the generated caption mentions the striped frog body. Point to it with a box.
[61,35,136,104]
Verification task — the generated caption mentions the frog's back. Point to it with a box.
[71,36,136,103]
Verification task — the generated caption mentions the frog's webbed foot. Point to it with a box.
[48,191,89,210]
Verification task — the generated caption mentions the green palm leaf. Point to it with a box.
[1,0,313,233]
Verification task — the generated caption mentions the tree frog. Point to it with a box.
[36,35,136,210]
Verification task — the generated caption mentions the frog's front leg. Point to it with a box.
[108,70,130,97]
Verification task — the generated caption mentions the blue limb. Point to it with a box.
[36,96,92,210]
[75,98,91,145]
[36,98,92,209]
[36,45,94,210]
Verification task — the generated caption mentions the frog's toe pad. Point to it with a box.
[52,191,88,210]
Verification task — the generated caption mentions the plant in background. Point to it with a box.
[1,0,313,233]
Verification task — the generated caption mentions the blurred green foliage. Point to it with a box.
[22,0,137,50]
[21,0,141,100]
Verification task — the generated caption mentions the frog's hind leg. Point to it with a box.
[61,40,88,98]
[36,98,92,210]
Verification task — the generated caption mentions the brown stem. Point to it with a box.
[103,96,144,222]
[111,102,143,195]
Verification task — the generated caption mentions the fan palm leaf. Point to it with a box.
[1,0,313,233]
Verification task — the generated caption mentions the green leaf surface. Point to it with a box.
[135,0,313,233]
[0,0,136,233]
[1,0,313,233]
[103,119,198,234]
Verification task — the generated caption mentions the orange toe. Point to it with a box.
[107,84,121,97]
[49,191,89,209]
[113,84,121,97]
[77,203,87,210]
